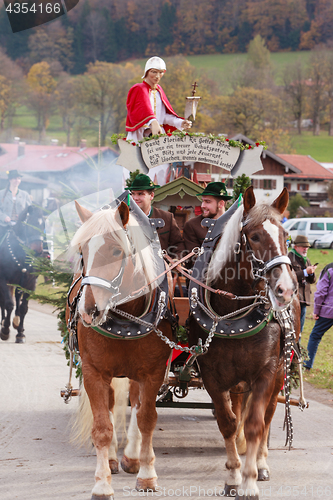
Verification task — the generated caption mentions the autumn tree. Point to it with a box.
[56,74,80,147]
[222,87,286,138]
[229,34,275,91]
[26,62,57,142]
[76,61,140,145]
[307,49,328,135]
[0,76,11,131]
[322,49,333,136]
[0,49,23,134]
[28,25,74,72]
[283,60,307,135]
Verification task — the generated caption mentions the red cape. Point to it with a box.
[126,81,182,133]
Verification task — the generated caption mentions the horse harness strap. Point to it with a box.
[274,306,297,449]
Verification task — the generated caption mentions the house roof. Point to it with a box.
[279,154,333,180]
[230,134,301,174]
[0,143,117,173]
[153,176,203,203]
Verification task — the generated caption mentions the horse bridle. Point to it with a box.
[239,218,292,288]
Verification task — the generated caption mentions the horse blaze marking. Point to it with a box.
[262,220,294,291]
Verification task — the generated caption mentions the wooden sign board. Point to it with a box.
[116,135,264,177]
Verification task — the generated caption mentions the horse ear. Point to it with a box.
[117,201,130,227]
[271,187,289,215]
[243,186,256,215]
[75,201,93,223]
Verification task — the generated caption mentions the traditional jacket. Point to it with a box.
[288,250,316,305]
[313,265,333,318]
[126,81,182,133]
[183,215,207,253]
[0,188,32,226]
[150,206,185,258]
[183,214,209,268]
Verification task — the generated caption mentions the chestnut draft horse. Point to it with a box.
[67,200,174,499]
[188,187,299,500]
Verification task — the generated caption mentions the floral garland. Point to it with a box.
[111,131,267,151]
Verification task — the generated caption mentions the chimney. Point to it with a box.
[80,139,87,149]
[18,142,25,157]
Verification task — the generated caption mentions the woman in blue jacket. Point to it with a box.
[304,263,333,370]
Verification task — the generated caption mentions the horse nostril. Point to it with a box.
[276,286,284,297]
[91,304,99,320]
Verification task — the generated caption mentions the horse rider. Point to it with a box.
[126,56,192,143]
[183,181,233,267]
[0,169,32,243]
[126,173,185,259]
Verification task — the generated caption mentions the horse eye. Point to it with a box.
[112,248,122,257]
[250,234,260,242]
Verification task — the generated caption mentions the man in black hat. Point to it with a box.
[288,234,317,333]
[183,181,232,262]
[127,173,185,258]
[0,170,31,240]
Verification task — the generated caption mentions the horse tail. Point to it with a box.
[71,377,130,448]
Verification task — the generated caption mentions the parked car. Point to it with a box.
[313,232,333,249]
[283,217,333,246]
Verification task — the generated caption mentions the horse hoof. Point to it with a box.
[136,477,158,491]
[258,468,270,481]
[121,455,140,474]
[15,333,26,344]
[223,484,238,496]
[109,459,119,474]
[12,316,20,329]
[235,494,259,500]
[0,328,10,341]
[91,495,113,500]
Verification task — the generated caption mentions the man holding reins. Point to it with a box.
[126,173,185,259]
[183,181,233,266]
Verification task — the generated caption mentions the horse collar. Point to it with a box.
[6,232,31,272]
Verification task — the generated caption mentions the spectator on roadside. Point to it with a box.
[304,263,333,371]
[288,235,317,334]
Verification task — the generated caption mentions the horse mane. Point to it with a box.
[70,207,158,287]
[17,204,44,222]
[207,202,283,284]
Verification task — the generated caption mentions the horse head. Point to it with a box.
[72,201,157,327]
[14,205,45,255]
[241,186,297,308]
[208,187,297,312]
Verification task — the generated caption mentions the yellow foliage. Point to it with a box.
[26,62,57,95]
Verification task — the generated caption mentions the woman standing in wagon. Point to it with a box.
[126,56,192,144]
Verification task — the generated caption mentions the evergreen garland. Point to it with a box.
[24,251,81,379]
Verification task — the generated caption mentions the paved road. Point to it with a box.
[0,303,333,500]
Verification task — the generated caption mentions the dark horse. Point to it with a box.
[0,205,45,343]
[188,187,299,500]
